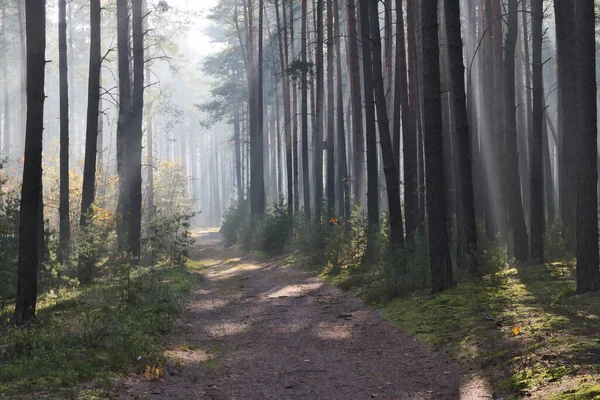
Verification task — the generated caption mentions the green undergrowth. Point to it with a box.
[374,263,600,399]
[0,260,202,398]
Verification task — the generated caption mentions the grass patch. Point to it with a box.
[372,263,600,398]
[0,261,200,397]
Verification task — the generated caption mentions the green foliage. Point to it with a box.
[220,200,250,246]
[544,218,571,262]
[0,189,20,307]
[475,222,510,279]
[0,262,196,396]
[259,200,293,257]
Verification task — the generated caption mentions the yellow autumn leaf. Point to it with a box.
[513,325,521,335]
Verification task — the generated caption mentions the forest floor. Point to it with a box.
[114,228,492,400]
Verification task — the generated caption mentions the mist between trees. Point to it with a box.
[0,0,599,366]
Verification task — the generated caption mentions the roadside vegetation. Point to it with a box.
[221,201,600,399]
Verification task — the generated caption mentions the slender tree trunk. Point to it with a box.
[326,0,335,219]
[17,1,27,155]
[554,0,577,252]
[314,0,324,222]
[358,0,380,258]
[530,0,544,264]
[421,0,453,293]
[346,0,364,208]
[275,0,293,213]
[394,0,416,244]
[58,0,70,264]
[575,0,600,293]
[444,0,478,273]
[290,0,299,214]
[15,0,46,325]
[367,0,404,249]
[301,0,311,218]
[78,0,102,283]
[117,0,132,251]
[334,0,350,220]
[147,101,155,222]
[2,3,10,160]
[127,0,144,261]
[504,0,529,262]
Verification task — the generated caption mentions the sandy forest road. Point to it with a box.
[117,229,492,400]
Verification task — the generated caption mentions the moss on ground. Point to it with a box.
[362,263,600,399]
[0,260,202,398]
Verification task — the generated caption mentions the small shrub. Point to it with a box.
[220,200,249,246]
[259,200,293,257]
[544,218,570,262]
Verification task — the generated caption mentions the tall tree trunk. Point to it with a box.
[79,0,102,283]
[367,0,404,249]
[421,0,453,293]
[17,1,27,155]
[358,0,380,258]
[314,0,324,222]
[116,0,132,251]
[58,0,70,264]
[346,0,365,208]
[301,0,311,218]
[554,0,577,252]
[444,0,478,273]
[290,0,299,214]
[530,0,544,264]
[492,0,507,240]
[127,0,144,261]
[575,0,600,293]
[15,0,46,325]
[504,0,529,262]
[334,0,350,220]
[274,0,293,213]
[326,0,335,219]
[147,100,155,222]
[395,0,417,244]
[2,3,10,160]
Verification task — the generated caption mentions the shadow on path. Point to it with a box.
[116,228,491,399]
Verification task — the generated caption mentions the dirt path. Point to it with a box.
[116,229,492,400]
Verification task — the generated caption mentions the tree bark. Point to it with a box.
[127,0,144,261]
[116,0,132,251]
[334,0,350,220]
[504,0,529,262]
[358,0,380,258]
[575,0,600,293]
[58,0,70,265]
[530,0,544,264]
[326,0,335,219]
[314,0,324,222]
[554,0,577,252]
[444,0,478,273]
[15,0,46,325]
[301,0,311,218]
[346,0,364,208]
[367,0,404,249]
[421,0,454,293]
[78,0,102,283]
